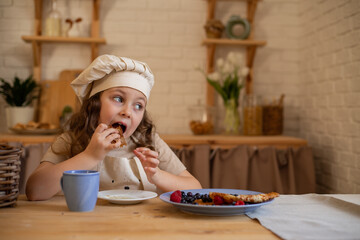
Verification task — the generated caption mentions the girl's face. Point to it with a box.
[99,87,147,138]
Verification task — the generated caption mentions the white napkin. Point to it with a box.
[246,194,360,240]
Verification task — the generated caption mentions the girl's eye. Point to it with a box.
[135,103,143,110]
[114,96,123,103]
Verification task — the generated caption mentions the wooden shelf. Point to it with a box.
[163,134,307,149]
[22,35,106,44]
[24,0,104,82]
[0,133,307,149]
[204,0,264,105]
[202,38,266,46]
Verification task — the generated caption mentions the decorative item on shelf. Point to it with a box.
[198,52,249,135]
[262,94,285,135]
[45,0,62,37]
[225,15,251,40]
[204,19,225,38]
[188,100,215,135]
[0,75,39,129]
[223,97,241,135]
[64,18,72,37]
[243,94,262,136]
[64,17,83,37]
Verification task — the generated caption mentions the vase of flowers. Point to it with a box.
[200,52,249,134]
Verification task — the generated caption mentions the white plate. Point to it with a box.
[98,190,157,205]
[160,189,275,216]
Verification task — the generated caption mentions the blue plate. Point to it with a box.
[160,188,275,216]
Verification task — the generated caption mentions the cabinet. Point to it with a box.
[203,0,266,106]
[21,0,106,82]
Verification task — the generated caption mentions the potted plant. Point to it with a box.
[0,75,39,128]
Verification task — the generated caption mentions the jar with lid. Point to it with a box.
[243,94,262,135]
[188,101,215,135]
[45,0,62,37]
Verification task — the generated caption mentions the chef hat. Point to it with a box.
[71,54,154,104]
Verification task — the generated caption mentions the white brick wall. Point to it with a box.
[0,0,359,193]
[299,0,360,193]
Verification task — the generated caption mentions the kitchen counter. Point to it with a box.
[0,132,307,148]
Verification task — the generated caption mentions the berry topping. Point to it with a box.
[213,195,224,205]
[170,190,182,203]
[235,200,245,205]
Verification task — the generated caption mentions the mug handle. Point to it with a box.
[60,176,64,191]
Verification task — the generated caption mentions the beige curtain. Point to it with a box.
[174,145,315,194]
[172,145,211,188]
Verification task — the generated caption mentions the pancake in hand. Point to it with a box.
[110,123,127,147]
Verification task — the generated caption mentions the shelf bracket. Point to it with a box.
[206,44,216,106]
[32,41,41,82]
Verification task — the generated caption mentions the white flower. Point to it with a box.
[207,71,220,81]
[198,51,246,104]
[227,52,236,65]
[216,58,225,70]
[222,62,233,75]
[238,67,249,77]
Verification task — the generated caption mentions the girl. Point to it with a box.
[26,54,201,200]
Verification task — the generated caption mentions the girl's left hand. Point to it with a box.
[133,147,159,184]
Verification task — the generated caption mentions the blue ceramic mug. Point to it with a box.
[60,170,99,212]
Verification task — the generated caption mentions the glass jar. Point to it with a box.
[243,94,262,136]
[262,95,284,135]
[188,103,215,135]
[45,0,62,37]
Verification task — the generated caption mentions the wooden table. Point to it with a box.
[0,195,279,239]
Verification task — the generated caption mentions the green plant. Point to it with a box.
[0,75,39,106]
[198,51,249,107]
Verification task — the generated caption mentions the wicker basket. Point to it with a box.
[0,144,23,208]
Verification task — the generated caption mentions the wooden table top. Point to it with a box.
[0,195,279,239]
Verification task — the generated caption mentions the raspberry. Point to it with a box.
[213,195,224,205]
[235,200,245,205]
[170,190,182,203]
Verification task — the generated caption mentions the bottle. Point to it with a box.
[45,0,62,37]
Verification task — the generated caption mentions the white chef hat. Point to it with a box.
[71,54,154,104]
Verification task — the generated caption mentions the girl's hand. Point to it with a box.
[133,147,160,184]
[84,123,121,161]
